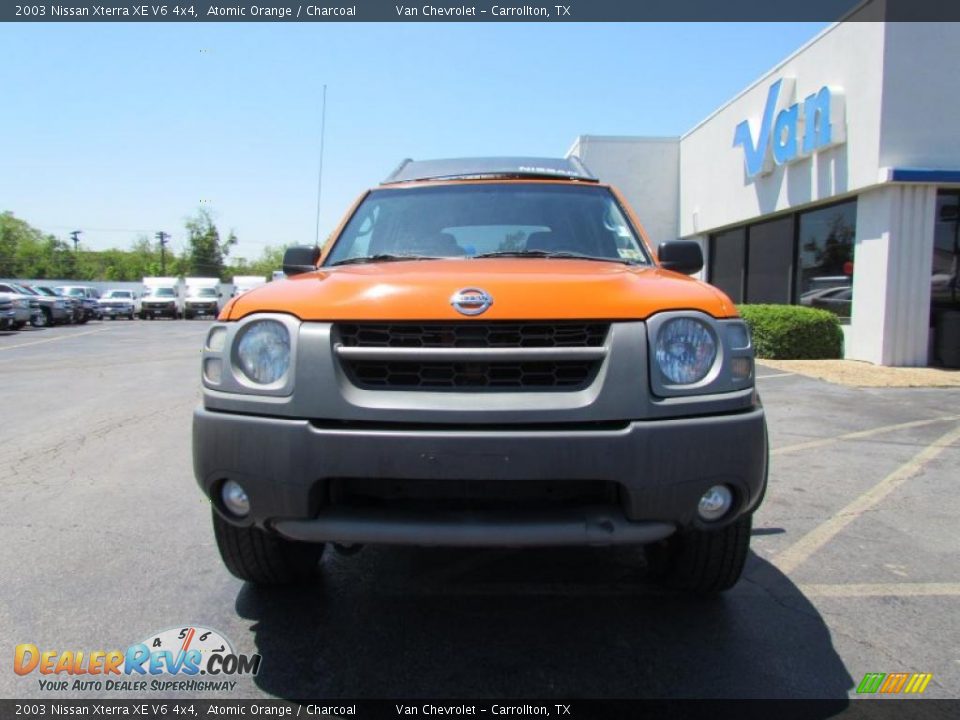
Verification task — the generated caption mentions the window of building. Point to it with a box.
[707,199,857,319]
[932,191,959,312]
[746,216,794,304]
[708,227,746,303]
[796,201,857,319]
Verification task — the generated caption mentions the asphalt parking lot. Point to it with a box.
[1,320,958,701]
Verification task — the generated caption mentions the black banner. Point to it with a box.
[2,699,959,720]
[3,0,960,23]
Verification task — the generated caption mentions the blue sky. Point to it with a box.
[0,22,827,263]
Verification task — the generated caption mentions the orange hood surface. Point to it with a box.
[224,259,735,322]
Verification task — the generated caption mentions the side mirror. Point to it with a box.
[658,241,704,275]
[282,245,321,276]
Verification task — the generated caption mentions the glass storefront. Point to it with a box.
[708,199,857,320]
[932,191,959,312]
[707,227,745,303]
[746,216,794,304]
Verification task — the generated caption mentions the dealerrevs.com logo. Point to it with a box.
[14,626,261,693]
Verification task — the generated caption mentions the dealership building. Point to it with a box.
[569,20,960,367]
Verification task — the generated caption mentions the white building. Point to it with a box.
[569,20,960,367]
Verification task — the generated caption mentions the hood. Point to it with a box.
[224,258,735,322]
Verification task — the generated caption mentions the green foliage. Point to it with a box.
[737,304,844,359]
[224,245,284,280]
[185,209,237,280]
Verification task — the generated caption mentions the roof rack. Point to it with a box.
[381,156,598,185]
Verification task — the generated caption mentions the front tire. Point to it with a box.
[647,513,752,594]
[212,511,324,585]
[31,309,51,328]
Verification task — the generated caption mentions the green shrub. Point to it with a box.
[736,304,843,359]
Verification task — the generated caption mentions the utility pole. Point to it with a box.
[69,230,82,280]
[155,231,170,275]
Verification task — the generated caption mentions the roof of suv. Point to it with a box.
[382,156,598,185]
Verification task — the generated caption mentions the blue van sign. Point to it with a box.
[733,78,845,178]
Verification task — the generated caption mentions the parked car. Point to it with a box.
[55,286,102,323]
[0,297,15,330]
[99,289,137,320]
[0,282,46,327]
[0,286,32,329]
[231,275,267,298]
[2,283,71,326]
[194,156,767,594]
[139,286,181,319]
[183,278,222,319]
[34,286,81,323]
[809,286,852,319]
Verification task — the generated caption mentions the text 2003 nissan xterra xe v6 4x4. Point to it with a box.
[194,157,768,593]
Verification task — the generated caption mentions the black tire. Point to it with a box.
[12,321,26,330]
[128,312,135,320]
[32,309,51,328]
[212,510,324,585]
[647,513,752,594]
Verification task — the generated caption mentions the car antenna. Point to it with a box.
[313,84,328,249]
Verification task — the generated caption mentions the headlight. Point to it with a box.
[655,317,718,384]
[235,320,290,384]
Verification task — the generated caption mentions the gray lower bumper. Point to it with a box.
[274,507,675,547]
[193,405,767,545]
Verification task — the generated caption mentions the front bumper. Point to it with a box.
[193,405,767,547]
[141,303,177,317]
[101,305,133,317]
[185,302,219,315]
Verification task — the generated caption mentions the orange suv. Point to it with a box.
[194,157,767,593]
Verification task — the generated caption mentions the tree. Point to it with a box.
[185,209,237,279]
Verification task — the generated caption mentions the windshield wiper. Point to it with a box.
[328,253,443,267]
[472,250,635,265]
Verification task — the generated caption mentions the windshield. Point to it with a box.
[194,288,218,297]
[33,287,57,297]
[150,288,176,298]
[324,183,651,266]
[65,288,86,298]
[105,291,132,299]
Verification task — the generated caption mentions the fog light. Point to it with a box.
[698,485,733,521]
[731,356,753,380]
[222,480,250,517]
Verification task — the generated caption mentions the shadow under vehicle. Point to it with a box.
[234,548,852,705]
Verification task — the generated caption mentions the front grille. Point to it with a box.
[347,359,597,389]
[327,478,620,512]
[338,322,608,349]
[336,322,608,391]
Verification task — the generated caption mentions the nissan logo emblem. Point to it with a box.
[450,288,493,316]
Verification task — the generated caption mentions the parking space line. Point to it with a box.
[0,327,114,351]
[800,582,960,598]
[775,423,960,575]
[773,415,960,456]
[757,372,794,379]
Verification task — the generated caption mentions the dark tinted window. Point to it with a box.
[746,216,794,304]
[796,201,856,317]
[708,228,746,303]
[933,191,959,311]
[325,183,651,265]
